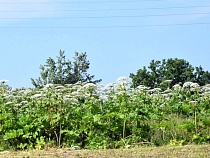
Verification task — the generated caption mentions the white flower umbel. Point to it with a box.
[55,85,65,89]
[14,103,22,107]
[83,83,98,92]
[203,91,210,95]
[71,146,81,150]
[63,97,78,105]
[21,101,28,104]
[163,89,172,94]
[189,101,197,104]
[99,95,108,101]
[116,77,131,93]
[71,91,81,97]
[5,101,13,105]
[75,81,82,85]
[204,87,210,92]
[153,88,162,92]
[31,94,42,99]
[173,84,181,90]
[160,104,165,108]
[149,88,162,94]
[104,83,116,90]
[4,94,14,99]
[23,89,32,95]
[43,83,54,90]
[190,83,200,88]
[183,82,193,88]
[64,84,73,87]
[83,83,97,89]
[204,84,210,87]
[83,83,98,98]
[136,85,150,90]
[116,76,130,86]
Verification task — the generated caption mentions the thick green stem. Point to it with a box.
[59,121,62,147]
[123,119,126,140]
[194,105,198,135]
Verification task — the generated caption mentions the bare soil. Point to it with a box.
[0,145,210,158]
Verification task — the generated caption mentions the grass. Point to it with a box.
[0,145,209,158]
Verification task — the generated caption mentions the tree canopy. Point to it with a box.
[31,50,101,88]
[130,58,210,89]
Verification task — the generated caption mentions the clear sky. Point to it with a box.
[1,0,210,88]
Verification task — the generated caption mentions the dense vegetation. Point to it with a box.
[130,58,210,89]
[1,53,210,150]
[1,77,210,150]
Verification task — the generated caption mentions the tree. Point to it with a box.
[194,65,210,86]
[31,50,101,88]
[130,66,151,88]
[130,58,210,89]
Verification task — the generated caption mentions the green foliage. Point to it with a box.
[130,58,210,89]
[31,50,101,88]
[0,77,210,150]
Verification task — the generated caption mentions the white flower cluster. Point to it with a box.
[183,82,193,88]
[104,83,116,90]
[5,101,13,105]
[173,84,181,90]
[190,83,200,88]
[83,83,97,89]
[148,88,162,94]
[56,85,65,89]
[136,85,150,90]
[183,82,200,88]
[116,76,130,85]
[31,94,42,99]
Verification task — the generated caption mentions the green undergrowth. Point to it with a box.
[0,78,210,150]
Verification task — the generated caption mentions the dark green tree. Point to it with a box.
[31,50,101,88]
[163,58,195,86]
[130,66,151,88]
[194,65,210,85]
[130,58,210,89]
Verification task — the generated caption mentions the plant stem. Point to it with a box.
[194,104,198,135]
[123,119,126,140]
[59,121,62,147]
[54,130,58,146]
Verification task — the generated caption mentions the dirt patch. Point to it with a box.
[0,145,210,158]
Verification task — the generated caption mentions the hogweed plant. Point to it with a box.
[0,78,210,150]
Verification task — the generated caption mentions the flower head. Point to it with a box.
[173,84,181,90]
[190,83,200,88]
[104,83,116,90]
[43,83,54,89]
[31,94,42,99]
[183,82,193,88]
[136,85,150,90]
[149,88,162,93]
[5,101,13,105]
[83,83,97,89]
[116,76,129,85]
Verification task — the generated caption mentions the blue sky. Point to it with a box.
[1,0,210,88]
